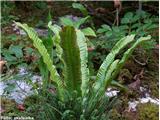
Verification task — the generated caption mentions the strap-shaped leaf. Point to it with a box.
[94,35,135,91]
[59,26,82,95]
[111,80,128,91]
[94,59,119,94]
[49,23,90,97]
[76,29,89,96]
[81,27,96,37]
[16,22,64,98]
[107,35,151,87]
[48,22,63,61]
[48,21,61,35]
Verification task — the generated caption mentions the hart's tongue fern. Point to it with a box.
[16,22,151,120]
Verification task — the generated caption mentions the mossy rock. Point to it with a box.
[137,103,159,120]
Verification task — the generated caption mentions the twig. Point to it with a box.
[132,56,147,66]
[116,8,119,26]
[15,81,28,96]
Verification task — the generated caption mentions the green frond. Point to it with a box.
[94,35,135,92]
[94,59,120,95]
[104,59,120,88]
[111,80,128,91]
[16,22,65,99]
[48,21,61,35]
[81,27,96,37]
[48,22,63,61]
[108,35,151,86]
[76,29,89,97]
[48,23,91,97]
[104,59,120,89]
[59,26,82,95]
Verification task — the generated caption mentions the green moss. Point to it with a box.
[149,80,159,98]
[0,97,16,114]
[118,69,133,84]
[143,71,159,98]
[143,50,159,98]
[110,109,125,120]
[137,103,159,120]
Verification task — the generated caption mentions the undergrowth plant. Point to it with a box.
[72,2,95,30]
[1,35,38,69]
[1,1,19,26]
[96,10,158,50]
[16,21,151,120]
[60,2,95,31]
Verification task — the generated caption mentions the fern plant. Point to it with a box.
[16,22,151,120]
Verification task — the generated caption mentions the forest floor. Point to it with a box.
[1,1,159,120]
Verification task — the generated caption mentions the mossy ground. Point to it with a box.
[137,103,159,120]
[0,97,18,116]
[111,48,159,120]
